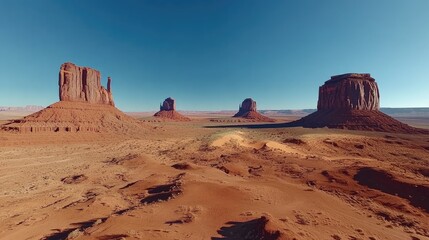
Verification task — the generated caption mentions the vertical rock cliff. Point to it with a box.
[317,74,379,111]
[59,62,114,106]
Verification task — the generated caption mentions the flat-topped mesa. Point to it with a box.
[289,73,429,134]
[59,62,114,106]
[317,73,379,111]
[160,97,176,111]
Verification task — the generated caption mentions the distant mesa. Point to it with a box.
[234,98,257,116]
[59,62,114,106]
[233,98,274,122]
[0,105,44,112]
[1,62,143,133]
[154,97,190,121]
[290,73,428,133]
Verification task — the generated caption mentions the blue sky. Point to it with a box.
[1,0,428,111]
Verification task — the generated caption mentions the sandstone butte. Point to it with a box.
[290,73,429,133]
[154,97,190,121]
[233,98,274,122]
[1,62,143,133]
[59,62,115,106]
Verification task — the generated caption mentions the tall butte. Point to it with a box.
[2,62,142,133]
[291,73,428,133]
[154,97,190,121]
[233,98,274,122]
[59,62,114,106]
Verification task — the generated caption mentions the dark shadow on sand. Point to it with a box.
[43,218,107,240]
[211,217,281,240]
[205,122,297,129]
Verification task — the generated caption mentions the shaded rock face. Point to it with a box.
[240,98,257,112]
[317,73,379,111]
[234,98,257,117]
[160,97,176,111]
[59,62,114,106]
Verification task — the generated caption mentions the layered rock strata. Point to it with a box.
[317,73,379,111]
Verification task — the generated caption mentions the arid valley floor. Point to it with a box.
[0,114,428,240]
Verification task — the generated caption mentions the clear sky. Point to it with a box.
[1,0,428,111]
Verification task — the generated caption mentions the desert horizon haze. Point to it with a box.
[1,1,429,240]
[1,0,429,111]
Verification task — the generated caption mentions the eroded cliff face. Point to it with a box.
[59,62,114,106]
[317,73,379,111]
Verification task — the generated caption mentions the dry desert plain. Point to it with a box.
[0,113,428,240]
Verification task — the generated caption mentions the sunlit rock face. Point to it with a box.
[317,73,379,111]
[59,62,114,106]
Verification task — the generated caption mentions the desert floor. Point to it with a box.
[0,116,428,240]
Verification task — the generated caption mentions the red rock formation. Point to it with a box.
[154,97,190,121]
[1,62,145,133]
[1,101,143,133]
[291,73,428,134]
[241,98,257,112]
[59,62,114,106]
[160,97,176,111]
[233,98,274,122]
[234,98,257,117]
[318,74,379,111]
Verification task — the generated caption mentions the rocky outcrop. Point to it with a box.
[240,98,257,112]
[1,101,143,133]
[1,62,145,133]
[160,97,176,111]
[317,73,379,111]
[290,73,428,134]
[59,62,114,106]
[154,97,190,121]
[234,98,257,117]
[233,98,274,122]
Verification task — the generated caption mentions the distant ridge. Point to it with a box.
[125,108,429,117]
[0,105,44,112]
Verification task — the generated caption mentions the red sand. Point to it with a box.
[1,101,145,133]
[154,110,191,121]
